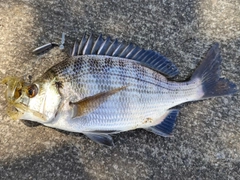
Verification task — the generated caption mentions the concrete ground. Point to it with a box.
[0,0,239,179]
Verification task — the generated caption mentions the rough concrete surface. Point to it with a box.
[0,0,239,179]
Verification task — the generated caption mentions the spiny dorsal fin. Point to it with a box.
[71,34,179,78]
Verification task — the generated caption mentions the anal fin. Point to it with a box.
[145,109,179,137]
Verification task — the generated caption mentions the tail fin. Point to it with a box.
[191,43,237,99]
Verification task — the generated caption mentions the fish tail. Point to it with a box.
[191,43,237,99]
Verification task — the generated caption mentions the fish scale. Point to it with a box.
[3,34,237,146]
[43,55,203,132]
[52,56,199,103]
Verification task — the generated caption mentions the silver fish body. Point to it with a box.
[3,35,237,146]
[43,55,202,132]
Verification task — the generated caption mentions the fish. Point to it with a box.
[2,34,237,146]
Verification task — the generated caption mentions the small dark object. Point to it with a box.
[32,42,59,54]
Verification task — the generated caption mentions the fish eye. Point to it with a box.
[27,84,38,98]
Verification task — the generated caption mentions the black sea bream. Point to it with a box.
[2,34,237,146]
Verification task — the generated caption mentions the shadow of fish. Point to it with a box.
[2,34,237,146]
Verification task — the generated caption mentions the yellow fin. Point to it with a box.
[70,86,127,118]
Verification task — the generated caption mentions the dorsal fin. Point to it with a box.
[71,34,179,78]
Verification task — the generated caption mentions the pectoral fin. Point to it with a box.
[70,86,127,118]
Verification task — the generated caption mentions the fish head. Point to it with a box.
[2,76,61,123]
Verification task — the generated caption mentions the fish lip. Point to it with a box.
[2,77,32,120]
[2,76,24,102]
[3,78,49,122]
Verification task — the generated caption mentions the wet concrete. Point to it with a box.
[0,0,239,179]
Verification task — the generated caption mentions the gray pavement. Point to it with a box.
[0,0,239,179]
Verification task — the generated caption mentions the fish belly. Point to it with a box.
[66,83,200,133]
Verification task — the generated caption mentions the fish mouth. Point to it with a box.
[2,77,36,120]
[6,98,46,122]
[2,76,33,104]
[2,77,24,101]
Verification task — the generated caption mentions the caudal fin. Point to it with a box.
[191,43,237,99]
